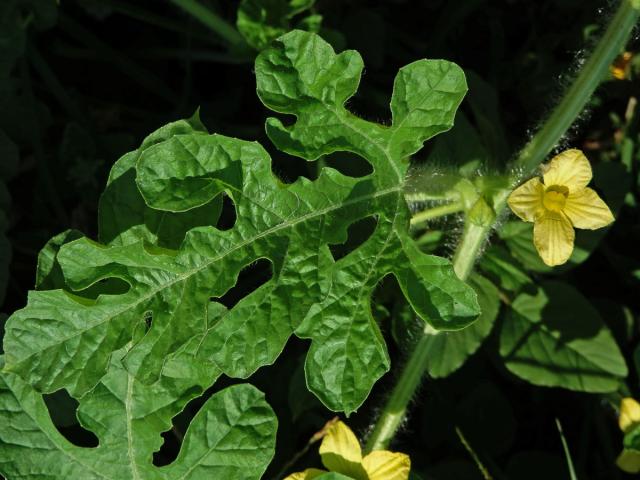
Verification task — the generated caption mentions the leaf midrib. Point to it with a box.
[14,184,403,370]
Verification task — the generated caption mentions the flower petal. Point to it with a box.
[617,450,640,474]
[507,177,545,222]
[533,211,575,266]
[542,149,592,192]
[564,187,614,229]
[362,450,411,480]
[619,398,640,433]
[319,421,367,478]
[284,469,327,480]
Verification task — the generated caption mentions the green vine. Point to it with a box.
[366,0,640,452]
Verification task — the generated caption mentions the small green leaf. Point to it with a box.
[237,0,318,50]
[419,274,500,378]
[500,281,627,392]
[99,114,221,249]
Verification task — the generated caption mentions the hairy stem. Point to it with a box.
[451,223,489,279]
[366,0,640,452]
[410,201,464,227]
[365,323,435,452]
[452,0,639,280]
[515,0,640,175]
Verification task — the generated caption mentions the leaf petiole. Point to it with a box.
[410,201,464,227]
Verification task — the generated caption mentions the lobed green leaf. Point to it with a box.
[0,352,277,479]
[417,274,500,378]
[3,31,477,423]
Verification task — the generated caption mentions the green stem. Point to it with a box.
[365,323,436,452]
[515,0,640,175]
[455,426,493,480]
[366,0,640,452]
[169,0,246,48]
[555,418,578,480]
[453,0,639,279]
[451,223,488,279]
[410,201,464,226]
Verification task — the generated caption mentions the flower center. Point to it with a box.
[543,185,569,212]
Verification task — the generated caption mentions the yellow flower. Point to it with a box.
[611,51,633,80]
[285,420,410,480]
[507,149,614,266]
[619,397,640,433]
[617,398,640,474]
